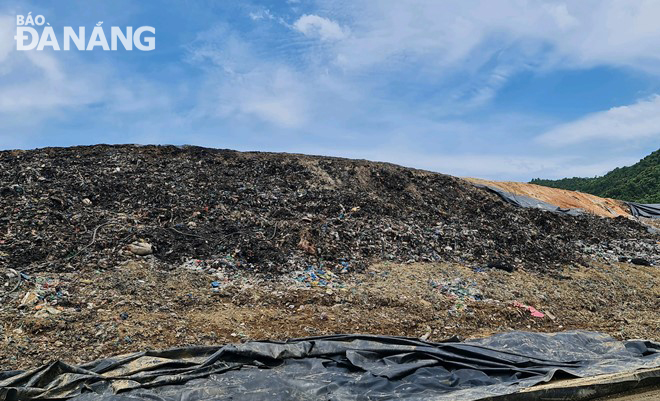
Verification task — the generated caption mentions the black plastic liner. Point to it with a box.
[475,184,583,216]
[1,331,659,401]
[627,202,660,219]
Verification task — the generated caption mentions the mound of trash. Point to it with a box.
[0,145,657,274]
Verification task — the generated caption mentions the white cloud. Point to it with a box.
[380,152,574,178]
[542,3,579,30]
[188,30,310,128]
[327,1,660,73]
[249,9,274,21]
[293,14,348,41]
[233,68,308,128]
[537,95,660,146]
[0,10,178,140]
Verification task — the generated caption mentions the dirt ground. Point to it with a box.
[1,259,658,371]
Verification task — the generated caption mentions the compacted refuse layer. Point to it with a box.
[1,145,657,276]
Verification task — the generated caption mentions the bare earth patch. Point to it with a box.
[1,260,658,370]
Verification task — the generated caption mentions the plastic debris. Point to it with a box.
[430,278,483,301]
[513,301,545,318]
[294,266,345,288]
[127,242,153,256]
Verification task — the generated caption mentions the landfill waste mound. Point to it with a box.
[1,144,658,275]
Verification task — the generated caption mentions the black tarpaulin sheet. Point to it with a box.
[474,184,584,216]
[1,331,660,401]
[627,202,660,219]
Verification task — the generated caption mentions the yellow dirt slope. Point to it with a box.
[465,178,631,218]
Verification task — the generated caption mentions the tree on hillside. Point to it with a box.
[531,149,660,203]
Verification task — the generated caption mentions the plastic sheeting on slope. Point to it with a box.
[475,184,584,216]
[627,202,660,219]
[1,331,659,401]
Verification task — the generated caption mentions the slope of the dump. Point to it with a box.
[1,145,657,275]
[465,178,631,218]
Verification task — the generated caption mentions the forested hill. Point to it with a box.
[531,149,660,203]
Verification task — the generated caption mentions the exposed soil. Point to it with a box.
[466,177,631,218]
[1,259,658,371]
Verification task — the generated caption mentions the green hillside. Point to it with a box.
[531,149,660,203]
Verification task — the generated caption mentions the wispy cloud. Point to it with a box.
[293,14,348,41]
[249,9,274,21]
[537,95,660,146]
[328,1,660,73]
[187,28,311,128]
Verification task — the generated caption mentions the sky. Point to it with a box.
[0,0,659,181]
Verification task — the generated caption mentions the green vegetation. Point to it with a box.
[531,149,660,203]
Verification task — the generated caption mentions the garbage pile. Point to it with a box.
[430,277,484,315]
[293,265,345,288]
[430,277,482,301]
[0,145,657,275]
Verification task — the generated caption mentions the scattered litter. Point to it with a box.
[19,291,38,308]
[34,305,62,318]
[430,278,483,316]
[513,301,545,318]
[430,278,483,301]
[127,242,153,256]
[294,266,344,288]
[1,268,22,295]
[631,258,652,266]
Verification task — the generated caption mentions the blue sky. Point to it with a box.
[0,1,659,181]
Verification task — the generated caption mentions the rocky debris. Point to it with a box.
[0,145,658,277]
